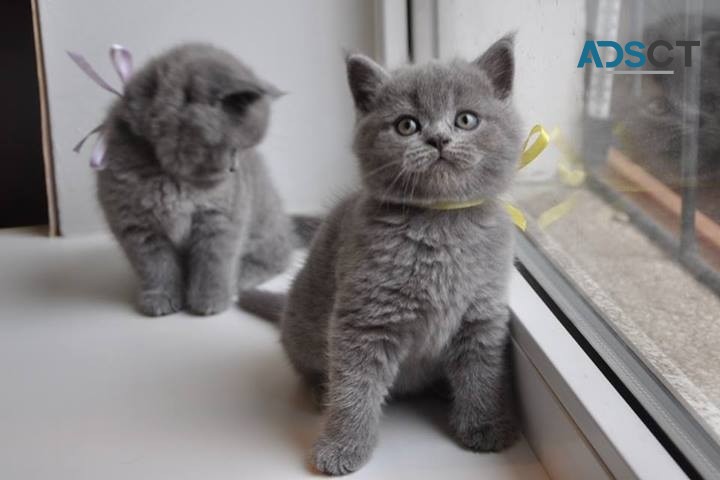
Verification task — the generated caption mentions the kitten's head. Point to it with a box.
[119,43,280,185]
[346,35,521,205]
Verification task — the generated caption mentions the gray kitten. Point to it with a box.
[98,43,299,316]
[241,35,521,475]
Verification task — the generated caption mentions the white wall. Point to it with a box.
[38,0,376,235]
[435,0,586,182]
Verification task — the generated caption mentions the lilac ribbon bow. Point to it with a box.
[67,44,134,170]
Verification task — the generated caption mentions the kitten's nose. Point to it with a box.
[426,135,451,150]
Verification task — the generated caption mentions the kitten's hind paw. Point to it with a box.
[311,434,373,476]
[453,417,519,452]
[137,289,182,317]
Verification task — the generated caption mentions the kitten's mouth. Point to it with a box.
[189,151,239,182]
[434,152,479,171]
[427,156,461,173]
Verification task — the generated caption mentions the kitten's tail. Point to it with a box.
[238,289,286,324]
[291,214,322,247]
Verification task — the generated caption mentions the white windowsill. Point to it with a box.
[0,229,547,479]
[0,227,690,479]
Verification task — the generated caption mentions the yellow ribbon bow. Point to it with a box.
[428,124,550,230]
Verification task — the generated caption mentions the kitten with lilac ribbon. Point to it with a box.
[240,35,521,475]
[96,43,305,316]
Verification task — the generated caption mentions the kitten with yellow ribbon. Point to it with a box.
[241,34,524,475]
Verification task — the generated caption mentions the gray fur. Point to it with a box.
[292,215,324,246]
[239,289,285,323]
[97,43,296,316]
[241,35,521,475]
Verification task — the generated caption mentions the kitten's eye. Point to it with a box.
[222,90,262,115]
[455,111,480,130]
[646,98,672,116]
[395,116,420,136]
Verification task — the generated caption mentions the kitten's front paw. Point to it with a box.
[186,286,230,316]
[312,433,374,476]
[137,289,182,317]
[453,417,518,452]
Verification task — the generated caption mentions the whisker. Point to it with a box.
[362,159,403,179]
[409,170,420,202]
[380,165,408,202]
[401,168,413,200]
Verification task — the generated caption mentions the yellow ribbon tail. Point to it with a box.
[505,124,550,230]
[519,124,550,170]
[503,202,527,231]
[537,193,578,229]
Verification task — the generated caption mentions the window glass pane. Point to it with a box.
[433,0,720,449]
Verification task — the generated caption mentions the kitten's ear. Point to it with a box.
[222,89,263,115]
[474,33,515,100]
[222,78,285,114]
[259,80,285,100]
[346,53,389,113]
